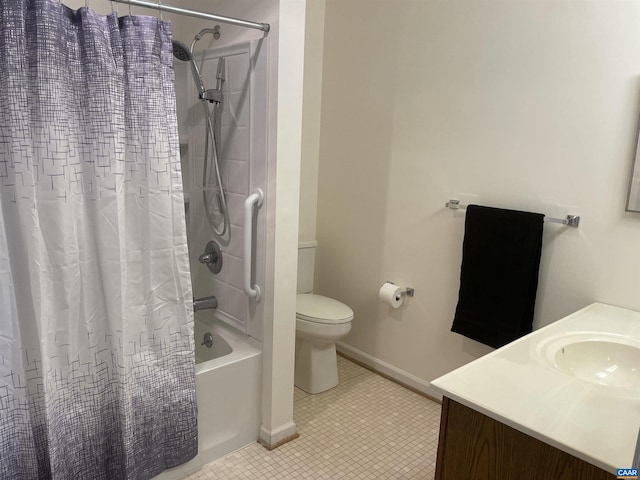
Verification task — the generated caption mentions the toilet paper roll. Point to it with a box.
[379,282,404,308]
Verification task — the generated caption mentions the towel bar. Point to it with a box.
[445,199,580,227]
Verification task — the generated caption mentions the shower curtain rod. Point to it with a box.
[110,0,270,32]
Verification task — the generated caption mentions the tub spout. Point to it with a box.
[194,295,218,312]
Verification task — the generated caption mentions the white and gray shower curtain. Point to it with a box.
[0,1,197,478]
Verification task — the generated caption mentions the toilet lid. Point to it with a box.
[296,294,354,324]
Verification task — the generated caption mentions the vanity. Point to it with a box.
[431,303,640,479]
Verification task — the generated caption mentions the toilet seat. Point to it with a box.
[296,294,354,325]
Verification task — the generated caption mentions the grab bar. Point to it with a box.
[243,189,263,301]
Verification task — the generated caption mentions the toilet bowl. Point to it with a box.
[294,293,354,394]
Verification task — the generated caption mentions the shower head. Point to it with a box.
[172,40,205,98]
[172,40,193,62]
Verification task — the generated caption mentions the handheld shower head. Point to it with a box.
[172,40,205,98]
[172,40,192,62]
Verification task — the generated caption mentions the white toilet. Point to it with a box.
[295,243,354,394]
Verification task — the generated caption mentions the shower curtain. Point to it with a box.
[0,1,197,478]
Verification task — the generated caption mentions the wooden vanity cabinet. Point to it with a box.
[435,397,616,480]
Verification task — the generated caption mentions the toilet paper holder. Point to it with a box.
[386,281,415,298]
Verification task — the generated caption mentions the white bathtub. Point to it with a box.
[155,317,262,480]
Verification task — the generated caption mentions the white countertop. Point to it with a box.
[431,302,640,474]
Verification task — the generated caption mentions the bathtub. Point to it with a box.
[155,317,262,480]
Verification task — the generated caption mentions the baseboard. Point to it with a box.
[258,421,299,450]
[336,342,443,402]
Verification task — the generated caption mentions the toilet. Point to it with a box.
[295,243,354,394]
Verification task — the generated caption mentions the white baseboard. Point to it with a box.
[336,342,443,401]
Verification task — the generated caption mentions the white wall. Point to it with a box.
[259,0,305,448]
[311,0,640,395]
[298,0,326,243]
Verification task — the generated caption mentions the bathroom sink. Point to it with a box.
[537,332,640,390]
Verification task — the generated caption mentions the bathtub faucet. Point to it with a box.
[193,295,218,312]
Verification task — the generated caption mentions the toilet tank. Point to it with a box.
[297,242,317,294]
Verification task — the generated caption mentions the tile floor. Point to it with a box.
[183,355,442,479]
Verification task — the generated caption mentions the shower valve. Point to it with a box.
[199,240,223,274]
[199,252,217,264]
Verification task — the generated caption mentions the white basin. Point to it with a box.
[537,332,640,390]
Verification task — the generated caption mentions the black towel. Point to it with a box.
[451,205,544,348]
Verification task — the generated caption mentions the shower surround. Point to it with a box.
[179,38,269,342]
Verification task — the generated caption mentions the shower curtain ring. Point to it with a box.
[128,0,132,17]
[157,0,163,21]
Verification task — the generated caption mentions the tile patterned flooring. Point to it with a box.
[183,355,442,479]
